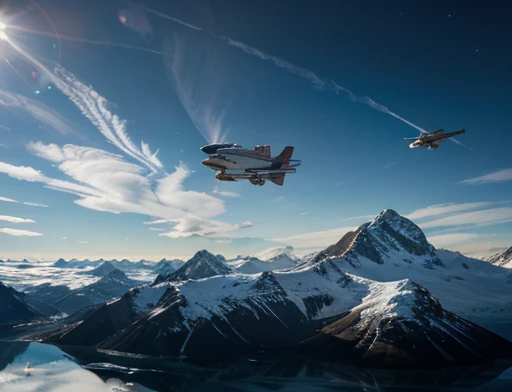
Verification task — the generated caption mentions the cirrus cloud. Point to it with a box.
[460,169,512,185]
[0,228,43,236]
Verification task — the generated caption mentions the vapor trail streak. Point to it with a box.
[5,37,163,173]
[143,6,203,30]
[145,7,426,134]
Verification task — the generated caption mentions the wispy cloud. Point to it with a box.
[78,241,90,244]
[0,125,11,131]
[0,89,72,134]
[452,241,512,258]
[427,233,489,248]
[460,169,512,185]
[274,226,355,250]
[421,207,512,229]
[0,196,17,203]
[23,202,48,208]
[162,31,233,144]
[144,219,169,225]
[0,195,47,207]
[333,181,345,187]
[148,227,165,231]
[0,215,36,224]
[1,141,246,239]
[380,162,397,170]
[338,214,375,222]
[52,67,163,174]
[407,202,498,220]
[0,228,43,237]
[213,186,240,198]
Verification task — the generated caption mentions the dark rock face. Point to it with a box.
[314,209,444,270]
[300,280,512,368]
[45,293,138,346]
[0,282,40,324]
[99,281,314,358]
[154,250,231,284]
[24,284,72,316]
[312,227,364,263]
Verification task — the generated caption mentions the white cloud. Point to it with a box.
[148,227,165,231]
[380,162,397,170]
[0,89,72,134]
[23,202,48,208]
[78,241,89,244]
[407,202,497,220]
[0,162,46,182]
[0,228,43,236]
[421,207,512,229]
[427,233,487,248]
[144,219,169,225]
[0,215,36,224]
[2,142,246,239]
[0,196,17,203]
[52,66,163,174]
[460,169,512,185]
[62,237,67,240]
[452,241,512,258]
[274,226,355,250]
[0,62,245,239]
[300,212,307,215]
[0,195,46,207]
[236,221,253,229]
[213,186,240,198]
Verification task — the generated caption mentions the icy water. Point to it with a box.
[0,342,511,392]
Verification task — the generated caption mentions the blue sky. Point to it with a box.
[0,0,511,260]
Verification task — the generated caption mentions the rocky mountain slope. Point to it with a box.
[0,282,40,325]
[154,250,231,284]
[484,246,512,268]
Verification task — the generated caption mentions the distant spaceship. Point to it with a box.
[405,129,466,150]
[201,143,301,186]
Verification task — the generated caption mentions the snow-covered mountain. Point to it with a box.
[154,250,231,284]
[43,262,512,367]
[256,246,299,262]
[8,209,512,368]
[301,279,512,367]
[153,258,185,275]
[310,209,512,323]
[0,282,40,325]
[79,261,120,277]
[484,246,512,268]
[225,246,300,274]
[50,269,140,315]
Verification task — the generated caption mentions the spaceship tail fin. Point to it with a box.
[275,146,294,164]
[269,173,286,186]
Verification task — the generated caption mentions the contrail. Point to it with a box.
[4,35,163,173]
[144,7,427,134]
[143,6,202,31]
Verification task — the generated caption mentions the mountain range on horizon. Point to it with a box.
[1,208,511,369]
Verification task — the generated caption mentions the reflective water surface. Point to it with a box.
[0,342,511,392]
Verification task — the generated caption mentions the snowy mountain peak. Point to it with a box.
[85,261,121,277]
[154,249,231,284]
[342,209,444,268]
[484,246,512,268]
[369,209,427,245]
